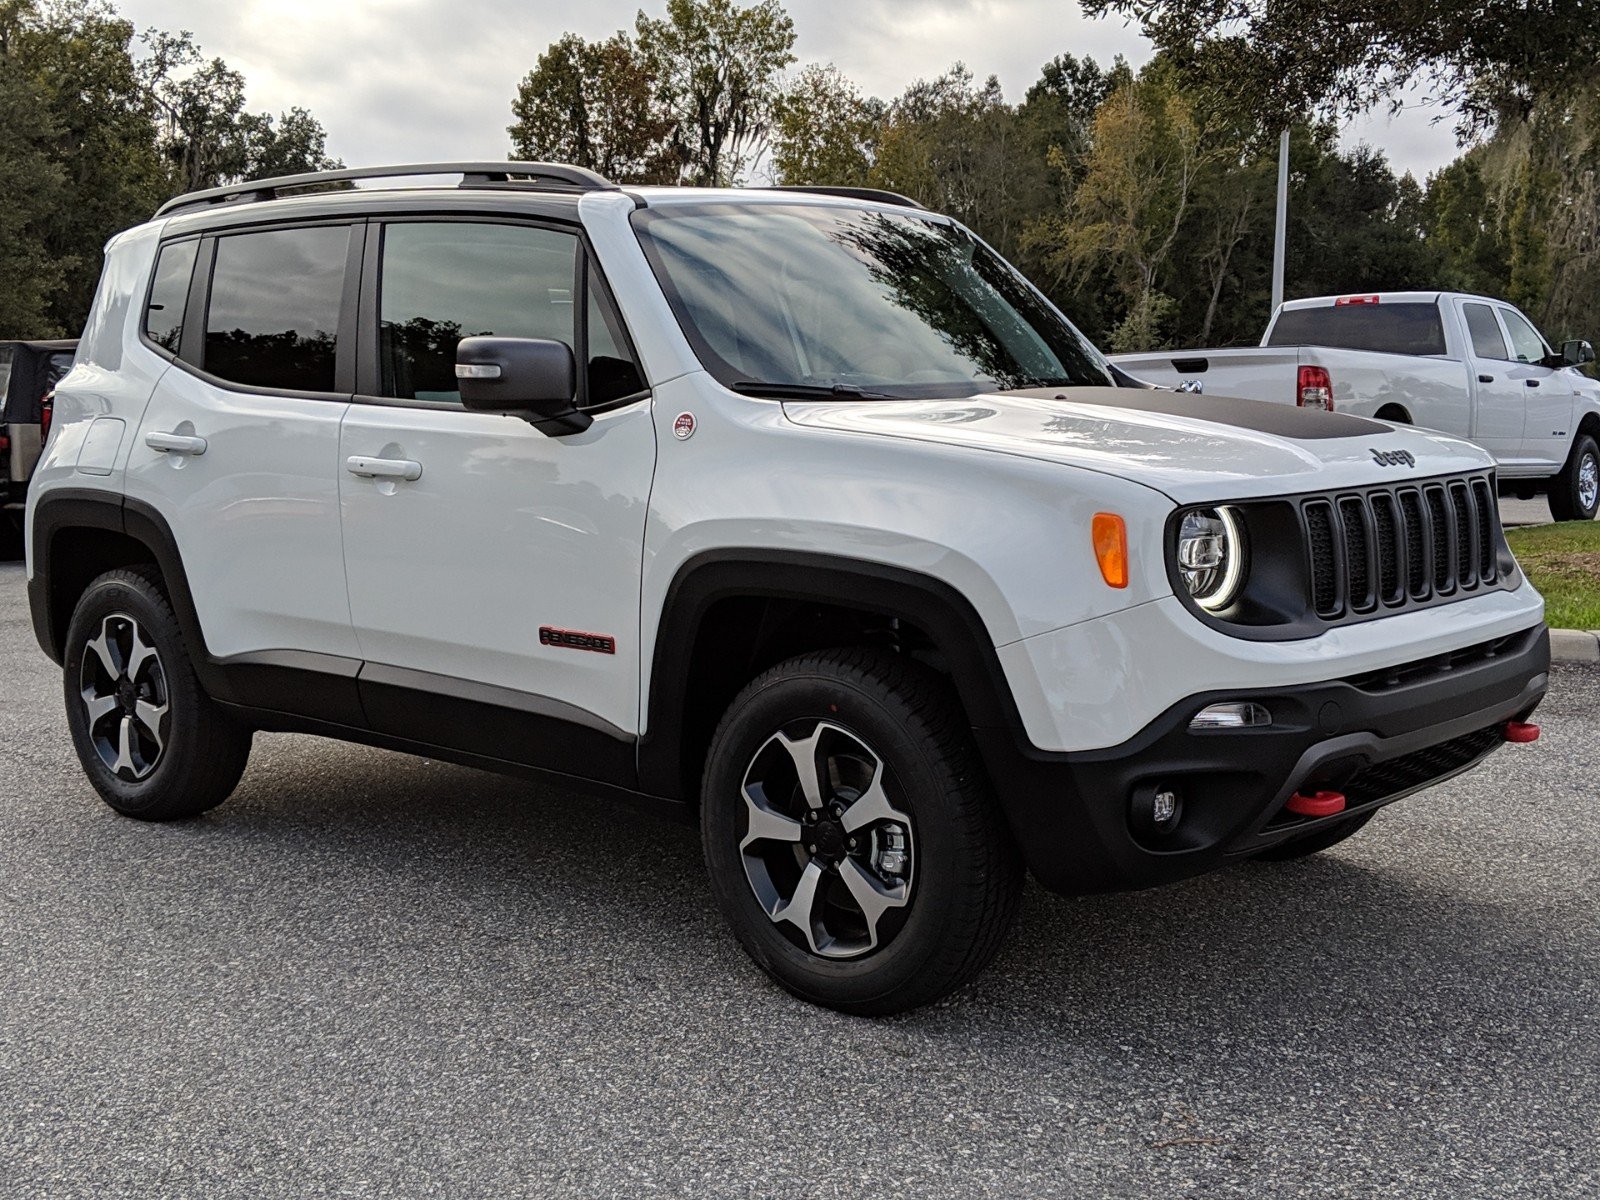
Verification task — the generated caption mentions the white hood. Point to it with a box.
[782,386,1495,505]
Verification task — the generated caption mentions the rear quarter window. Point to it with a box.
[1268,303,1447,357]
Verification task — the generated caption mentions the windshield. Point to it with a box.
[632,203,1116,399]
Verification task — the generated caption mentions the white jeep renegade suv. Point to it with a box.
[27,163,1549,1014]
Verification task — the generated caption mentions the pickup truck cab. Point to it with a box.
[26,166,1549,1014]
[1111,293,1600,520]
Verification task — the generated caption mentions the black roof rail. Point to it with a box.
[758,185,926,210]
[154,162,619,219]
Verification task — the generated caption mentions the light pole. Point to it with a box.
[1271,127,1289,311]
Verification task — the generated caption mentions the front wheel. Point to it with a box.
[701,649,1022,1015]
[1548,433,1600,522]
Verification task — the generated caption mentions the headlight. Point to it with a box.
[1176,507,1246,611]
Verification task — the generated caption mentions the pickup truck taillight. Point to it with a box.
[39,391,54,443]
[1297,365,1333,411]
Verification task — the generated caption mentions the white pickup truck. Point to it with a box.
[1111,292,1600,520]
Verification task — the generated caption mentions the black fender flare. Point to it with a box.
[636,549,1030,800]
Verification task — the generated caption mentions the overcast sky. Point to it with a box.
[115,0,1465,181]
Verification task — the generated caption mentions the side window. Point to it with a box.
[1499,308,1550,365]
[379,222,578,403]
[204,225,350,392]
[1462,303,1509,361]
[586,260,645,405]
[145,239,199,356]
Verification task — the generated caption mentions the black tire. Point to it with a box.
[0,512,22,561]
[701,648,1022,1015]
[1252,811,1376,862]
[62,566,251,820]
[1547,433,1599,522]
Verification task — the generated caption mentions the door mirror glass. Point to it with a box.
[1561,339,1595,368]
[456,337,591,435]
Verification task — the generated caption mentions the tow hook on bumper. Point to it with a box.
[1503,720,1540,743]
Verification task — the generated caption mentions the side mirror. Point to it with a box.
[456,336,592,436]
[1561,339,1595,369]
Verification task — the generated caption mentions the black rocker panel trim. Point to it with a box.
[639,550,1026,801]
[357,662,637,789]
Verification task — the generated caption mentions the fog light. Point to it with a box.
[1131,783,1184,837]
[1190,702,1272,730]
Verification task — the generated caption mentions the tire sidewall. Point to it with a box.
[1567,435,1600,521]
[702,668,972,1009]
[63,572,193,815]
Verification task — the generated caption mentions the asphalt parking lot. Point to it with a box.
[0,560,1596,1199]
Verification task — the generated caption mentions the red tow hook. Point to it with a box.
[1286,790,1347,818]
[1503,720,1541,744]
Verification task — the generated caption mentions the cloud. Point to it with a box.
[115,0,1458,178]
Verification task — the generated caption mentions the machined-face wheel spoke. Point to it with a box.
[85,622,121,680]
[840,765,910,834]
[838,856,909,950]
[134,698,168,753]
[112,714,138,777]
[741,784,805,850]
[773,727,828,811]
[771,860,828,954]
[82,691,122,727]
[126,625,159,681]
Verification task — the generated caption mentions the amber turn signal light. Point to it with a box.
[1092,512,1128,589]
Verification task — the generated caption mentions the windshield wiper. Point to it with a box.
[730,381,894,400]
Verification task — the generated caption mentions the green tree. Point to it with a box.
[508,31,677,183]
[635,0,797,185]
[770,63,881,186]
[872,65,1049,263]
[0,0,67,336]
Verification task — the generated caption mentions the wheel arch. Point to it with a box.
[30,491,220,693]
[638,550,1025,803]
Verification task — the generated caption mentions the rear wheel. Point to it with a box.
[701,648,1022,1015]
[63,567,252,820]
[1548,433,1599,522]
[1253,811,1376,862]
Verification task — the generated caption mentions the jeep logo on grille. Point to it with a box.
[1370,448,1416,468]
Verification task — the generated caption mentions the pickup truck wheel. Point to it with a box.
[63,568,252,821]
[1252,811,1376,861]
[1548,433,1600,522]
[700,648,1022,1015]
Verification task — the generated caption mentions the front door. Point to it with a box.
[1497,306,1572,469]
[338,219,656,786]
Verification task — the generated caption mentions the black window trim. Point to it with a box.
[352,212,651,414]
[152,216,363,403]
[138,234,203,363]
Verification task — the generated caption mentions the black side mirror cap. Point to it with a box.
[1561,339,1595,368]
[456,336,592,436]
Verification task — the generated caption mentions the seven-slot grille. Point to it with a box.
[1300,475,1499,620]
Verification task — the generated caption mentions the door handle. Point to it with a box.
[145,431,208,456]
[1477,374,1494,383]
[1526,379,1541,388]
[345,455,422,481]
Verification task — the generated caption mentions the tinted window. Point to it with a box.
[633,204,1115,398]
[379,222,578,403]
[145,240,198,355]
[1499,308,1549,364]
[586,261,645,405]
[205,225,350,392]
[1462,302,1509,360]
[1267,303,1447,357]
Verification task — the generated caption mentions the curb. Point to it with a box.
[1549,628,1600,663]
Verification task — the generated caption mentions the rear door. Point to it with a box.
[125,222,362,714]
[337,217,656,786]
[1496,305,1571,468]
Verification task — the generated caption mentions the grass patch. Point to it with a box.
[1505,522,1600,630]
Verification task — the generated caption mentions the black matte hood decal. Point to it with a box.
[1002,386,1386,441]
